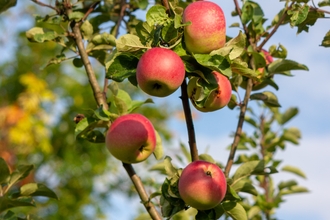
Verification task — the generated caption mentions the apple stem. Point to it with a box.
[180,79,199,162]
[224,78,253,177]
[123,163,162,220]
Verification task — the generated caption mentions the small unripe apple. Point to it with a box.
[178,160,227,210]
[106,114,156,164]
[183,1,226,54]
[188,71,232,112]
[136,47,185,97]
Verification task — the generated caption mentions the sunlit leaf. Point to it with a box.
[282,165,306,178]
[221,201,248,220]
[250,91,281,107]
[153,130,164,160]
[320,30,330,47]
[278,180,298,190]
[280,107,299,125]
[268,59,308,74]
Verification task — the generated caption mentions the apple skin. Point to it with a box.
[178,160,227,210]
[183,1,226,54]
[105,114,156,164]
[188,71,232,112]
[136,47,186,97]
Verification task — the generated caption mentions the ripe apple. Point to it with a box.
[178,160,227,210]
[105,113,156,164]
[183,1,226,54]
[136,47,186,97]
[187,71,232,112]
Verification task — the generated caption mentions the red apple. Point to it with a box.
[178,160,227,210]
[188,71,232,112]
[183,1,226,54]
[136,47,185,97]
[106,114,156,164]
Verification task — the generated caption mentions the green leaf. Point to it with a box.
[232,160,265,183]
[281,127,301,145]
[269,44,287,58]
[80,20,93,39]
[8,164,34,188]
[295,9,325,34]
[116,34,149,52]
[280,107,299,125]
[153,130,164,160]
[241,1,264,24]
[247,206,261,219]
[221,201,248,220]
[128,98,153,113]
[231,180,258,196]
[198,154,216,164]
[268,59,308,74]
[196,209,216,220]
[278,180,298,190]
[68,11,84,21]
[227,94,238,110]
[106,52,139,82]
[280,185,309,195]
[92,32,116,46]
[75,116,108,143]
[250,91,281,107]
[318,0,330,7]
[0,157,10,184]
[288,4,309,26]
[282,165,306,178]
[0,0,16,13]
[94,105,113,121]
[193,54,232,77]
[18,183,58,199]
[146,5,169,27]
[0,197,35,213]
[26,27,58,43]
[231,59,259,80]
[320,30,330,47]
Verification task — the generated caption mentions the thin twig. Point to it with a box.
[82,1,100,21]
[224,78,253,177]
[114,0,129,37]
[180,79,199,162]
[31,0,60,13]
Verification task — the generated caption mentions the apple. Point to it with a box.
[178,160,227,210]
[188,71,232,112]
[183,1,226,54]
[105,113,156,164]
[136,47,186,97]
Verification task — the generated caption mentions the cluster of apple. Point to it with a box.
[136,1,232,112]
[106,0,228,212]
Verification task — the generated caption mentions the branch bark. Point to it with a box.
[180,79,199,162]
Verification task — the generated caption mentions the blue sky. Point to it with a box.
[2,1,330,219]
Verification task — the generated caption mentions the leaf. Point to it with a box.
[247,206,261,219]
[318,0,330,7]
[320,30,330,47]
[282,165,306,179]
[153,130,164,160]
[92,32,116,46]
[94,105,113,121]
[128,98,153,113]
[231,180,258,196]
[193,54,232,77]
[18,183,58,199]
[80,20,93,39]
[231,59,259,80]
[146,5,169,27]
[278,180,298,190]
[295,9,325,34]
[115,34,149,52]
[221,201,248,220]
[268,59,308,74]
[8,164,34,188]
[68,11,84,21]
[232,160,265,183]
[228,94,238,110]
[280,107,299,125]
[0,157,10,184]
[0,197,35,213]
[281,127,301,145]
[280,185,309,195]
[288,4,309,26]
[250,91,281,107]
[0,0,16,13]
[106,52,139,82]
[269,44,287,59]
[163,156,178,178]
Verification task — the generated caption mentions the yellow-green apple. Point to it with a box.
[106,113,156,164]
[188,71,232,112]
[136,47,185,97]
[183,1,226,54]
[178,160,227,210]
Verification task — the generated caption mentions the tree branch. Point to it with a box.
[180,79,199,162]
[123,163,162,220]
[66,3,162,219]
[224,79,253,177]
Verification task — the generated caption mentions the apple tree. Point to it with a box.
[1,0,329,219]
